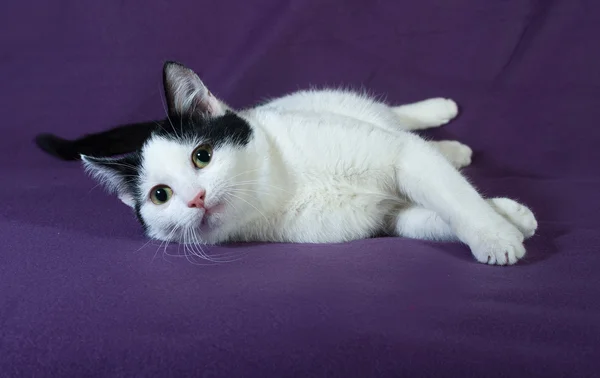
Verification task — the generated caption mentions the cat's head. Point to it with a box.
[81,62,271,244]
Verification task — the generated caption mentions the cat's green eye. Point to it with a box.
[191,144,213,169]
[150,185,173,205]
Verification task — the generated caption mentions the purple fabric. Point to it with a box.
[2,1,599,376]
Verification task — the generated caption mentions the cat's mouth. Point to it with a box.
[205,203,225,215]
[199,203,226,227]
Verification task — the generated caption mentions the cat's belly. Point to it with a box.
[238,109,412,243]
[237,179,405,244]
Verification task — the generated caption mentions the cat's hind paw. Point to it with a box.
[419,98,459,127]
[392,98,459,130]
[488,198,538,238]
[432,140,472,169]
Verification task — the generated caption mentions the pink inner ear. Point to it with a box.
[166,64,227,117]
[175,83,225,116]
[205,91,215,112]
[205,94,225,116]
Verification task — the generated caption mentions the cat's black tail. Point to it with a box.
[34,120,163,161]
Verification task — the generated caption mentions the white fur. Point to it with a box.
[86,69,537,266]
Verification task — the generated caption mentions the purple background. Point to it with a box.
[2,1,599,377]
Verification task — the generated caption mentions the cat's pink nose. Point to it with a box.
[187,189,206,208]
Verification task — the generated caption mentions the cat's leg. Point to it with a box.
[428,140,473,169]
[395,198,538,241]
[393,134,530,265]
[264,90,459,133]
[391,98,458,130]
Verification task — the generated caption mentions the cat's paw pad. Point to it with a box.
[489,198,538,238]
[435,140,472,168]
[419,98,459,126]
[469,225,526,266]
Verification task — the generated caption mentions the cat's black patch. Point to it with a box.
[155,111,253,148]
[134,202,148,233]
[104,153,149,232]
[119,153,143,197]
[35,120,161,161]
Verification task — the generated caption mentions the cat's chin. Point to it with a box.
[197,206,227,232]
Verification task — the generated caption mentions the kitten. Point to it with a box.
[36,61,537,265]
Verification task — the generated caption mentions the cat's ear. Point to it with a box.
[163,61,227,118]
[81,154,140,208]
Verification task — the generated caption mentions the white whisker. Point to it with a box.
[224,180,292,194]
[227,192,269,223]
[223,168,263,182]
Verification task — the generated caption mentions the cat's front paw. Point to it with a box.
[488,198,538,238]
[469,223,526,266]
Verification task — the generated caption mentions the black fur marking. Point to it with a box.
[35,120,161,161]
[155,111,253,148]
[134,202,148,233]
[35,134,81,161]
[119,153,143,197]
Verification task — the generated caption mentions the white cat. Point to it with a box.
[44,62,538,265]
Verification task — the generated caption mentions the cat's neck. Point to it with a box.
[244,119,295,208]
